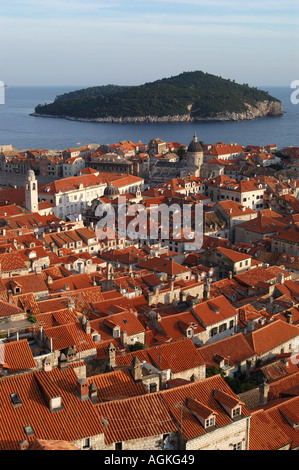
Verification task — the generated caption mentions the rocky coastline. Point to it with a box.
[30,99,283,123]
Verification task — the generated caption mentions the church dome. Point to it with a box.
[104,183,120,199]
[188,132,203,153]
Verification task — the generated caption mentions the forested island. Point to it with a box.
[32,71,283,122]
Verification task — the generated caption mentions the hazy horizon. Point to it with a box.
[3,82,294,89]
[1,1,298,88]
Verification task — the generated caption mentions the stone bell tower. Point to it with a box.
[25,169,38,213]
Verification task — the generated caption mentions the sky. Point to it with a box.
[1,0,299,87]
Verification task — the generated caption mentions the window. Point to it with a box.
[83,438,90,449]
[219,323,227,333]
[150,383,157,393]
[229,320,234,329]
[115,442,122,450]
[210,327,218,337]
[205,416,215,428]
[232,442,242,450]
[113,328,120,338]
[233,407,241,417]
[24,425,34,437]
[186,328,193,338]
[10,393,22,407]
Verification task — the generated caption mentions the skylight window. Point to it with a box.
[24,425,34,437]
[10,393,22,407]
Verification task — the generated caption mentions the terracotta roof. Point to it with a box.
[43,322,96,352]
[244,320,299,356]
[234,266,291,288]
[0,204,22,217]
[199,333,256,368]
[28,438,79,450]
[0,251,28,272]
[115,338,205,373]
[90,311,145,339]
[217,246,251,263]
[0,297,24,318]
[237,213,285,234]
[250,396,299,450]
[249,408,292,450]
[87,369,147,403]
[161,374,250,441]
[47,273,95,293]
[1,273,48,296]
[0,365,104,449]
[192,295,238,327]
[96,392,178,445]
[136,257,190,276]
[149,310,205,344]
[36,308,79,329]
[0,339,36,373]
[268,371,299,401]
[39,174,105,196]
[217,200,256,217]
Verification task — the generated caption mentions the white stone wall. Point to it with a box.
[185,417,250,450]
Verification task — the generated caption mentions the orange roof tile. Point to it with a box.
[1,340,36,373]
[0,365,104,449]
[115,338,205,373]
[244,320,299,356]
[87,369,147,403]
[96,392,178,445]
[199,333,256,368]
[192,295,238,327]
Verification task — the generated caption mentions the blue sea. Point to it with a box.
[0,85,298,150]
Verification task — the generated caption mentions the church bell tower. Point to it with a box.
[25,169,38,213]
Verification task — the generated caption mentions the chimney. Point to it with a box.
[84,318,91,335]
[7,290,13,303]
[59,352,68,370]
[259,379,270,406]
[107,342,116,369]
[239,308,246,324]
[43,355,52,372]
[203,279,211,301]
[76,378,89,401]
[286,311,293,324]
[278,273,285,284]
[89,382,98,405]
[67,296,75,311]
[131,356,143,381]
[121,330,127,347]
[228,271,233,280]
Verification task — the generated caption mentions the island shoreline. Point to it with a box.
[30,103,283,124]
